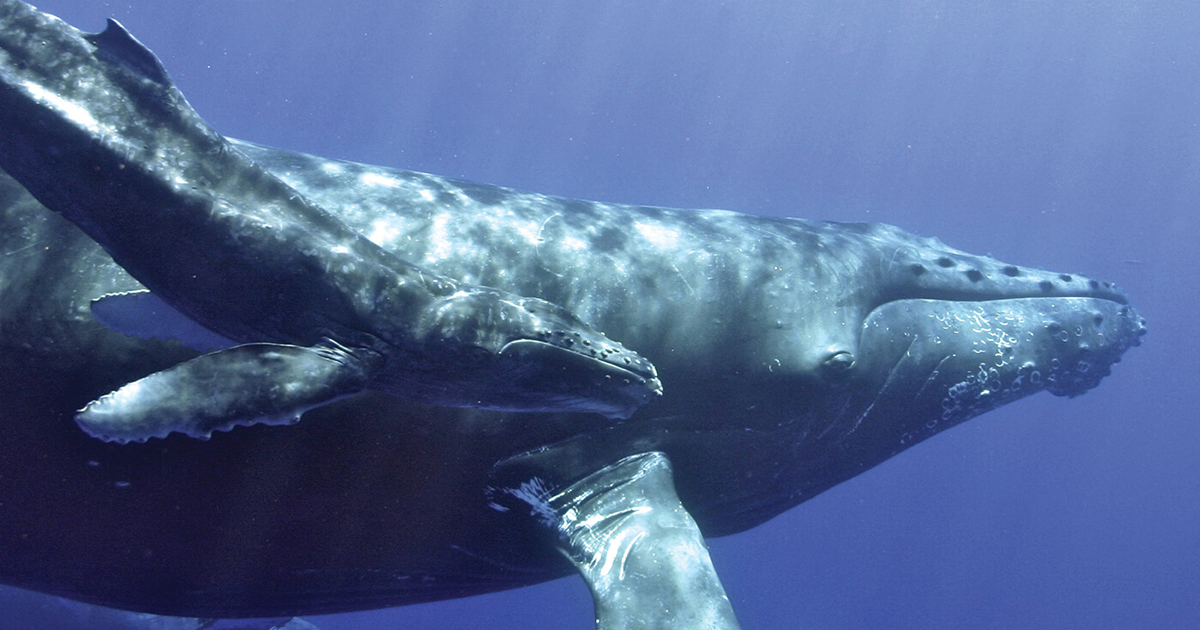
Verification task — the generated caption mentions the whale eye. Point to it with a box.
[820,351,856,380]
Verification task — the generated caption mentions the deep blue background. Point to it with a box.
[28,1,1200,628]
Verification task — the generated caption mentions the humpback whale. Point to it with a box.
[0,1,1144,627]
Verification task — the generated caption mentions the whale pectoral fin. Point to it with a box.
[91,290,236,353]
[541,452,742,630]
[76,342,379,443]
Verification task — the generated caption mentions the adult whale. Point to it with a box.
[0,1,1145,627]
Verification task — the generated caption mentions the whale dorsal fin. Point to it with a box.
[84,19,172,86]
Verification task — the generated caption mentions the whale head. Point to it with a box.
[387,288,663,420]
[655,220,1148,532]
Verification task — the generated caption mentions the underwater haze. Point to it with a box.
[22,0,1200,628]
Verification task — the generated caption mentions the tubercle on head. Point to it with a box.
[515,297,658,382]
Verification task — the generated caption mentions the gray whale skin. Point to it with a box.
[0,1,1144,627]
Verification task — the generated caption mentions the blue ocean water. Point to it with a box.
[23,1,1200,628]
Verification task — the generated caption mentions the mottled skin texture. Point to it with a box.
[247,140,1132,386]
[0,7,659,433]
[0,0,1144,619]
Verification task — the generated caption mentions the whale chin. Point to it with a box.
[493,339,664,420]
[855,295,1144,440]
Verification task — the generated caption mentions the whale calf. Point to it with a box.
[0,1,1144,626]
[0,7,660,442]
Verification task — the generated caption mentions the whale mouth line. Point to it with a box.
[882,287,1130,310]
[864,276,1138,331]
[499,339,661,388]
[866,293,1141,325]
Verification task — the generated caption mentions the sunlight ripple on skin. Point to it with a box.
[635,221,680,249]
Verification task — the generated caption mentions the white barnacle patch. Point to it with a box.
[635,221,680,249]
[419,189,436,202]
[360,171,403,189]
[937,306,1020,360]
[23,80,104,133]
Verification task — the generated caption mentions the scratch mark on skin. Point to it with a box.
[814,396,854,443]
[2,243,36,257]
[846,335,919,437]
[672,261,695,297]
[916,353,954,401]
[883,246,904,275]
[534,213,566,278]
